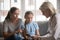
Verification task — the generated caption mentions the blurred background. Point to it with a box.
[0,0,58,22]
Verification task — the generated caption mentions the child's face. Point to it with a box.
[25,14,33,23]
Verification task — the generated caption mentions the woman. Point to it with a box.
[24,11,40,40]
[3,7,24,40]
[39,2,58,40]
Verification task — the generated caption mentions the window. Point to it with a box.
[0,0,21,22]
[25,0,57,21]
[0,0,10,22]
[14,0,17,3]
[0,0,57,22]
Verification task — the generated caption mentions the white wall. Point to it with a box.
[57,0,60,13]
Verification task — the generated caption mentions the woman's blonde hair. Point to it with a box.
[39,2,56,15]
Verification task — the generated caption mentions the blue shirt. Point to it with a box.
[25,22,39,36]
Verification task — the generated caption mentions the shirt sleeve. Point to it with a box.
[19,19,25,30]
[20,21,25,30]
[3,20,8,32]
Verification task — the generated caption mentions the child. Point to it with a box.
[24,11,40,40]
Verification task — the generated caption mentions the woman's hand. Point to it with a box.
[15,29,23,33]
[3,31,16,38]
[31,35,40,40]
[32,35,38,38]
[32,35,40,40]
[25,36,30,40]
